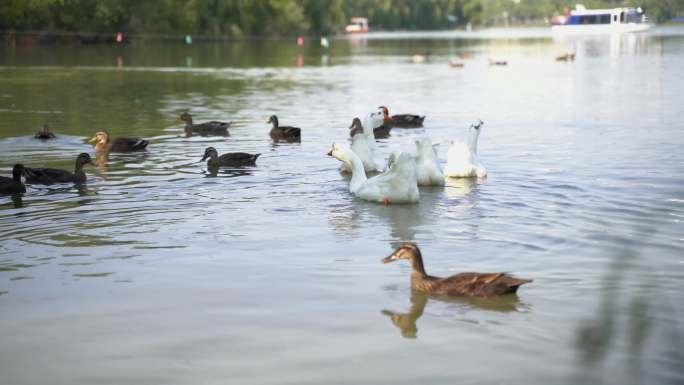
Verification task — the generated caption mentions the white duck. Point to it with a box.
[328,143,419,204]
[388,137,444,186]
[444,120,487,178]
[340,112,384,174]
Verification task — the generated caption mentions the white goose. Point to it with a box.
[388,137,444,186]
[340,112,384,174]
[444,120,487,178]
[414,137,445,186]
[328,143,419,204]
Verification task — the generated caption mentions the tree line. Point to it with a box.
[0,0,681,37]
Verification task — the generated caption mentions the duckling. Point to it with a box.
[382,243,532,297]
[349,117,390,139]
[34,124,56,139]
[0,164,26,194]
[23,153,94,184]
[88,131,148,152]
[180,112,230,136]
[201,147,260,168]
[378,106,425,128]
[268,115,301,141]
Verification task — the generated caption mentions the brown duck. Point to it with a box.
[378,106,425,128]
[348,117,390,139]
[268,115,301,141]
[88,131,148,152]
[382,243,532,297]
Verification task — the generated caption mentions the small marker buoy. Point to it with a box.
[296,36,304,46]
[320,37,329,48]
[185,35,193,45]
[115,32,123,43]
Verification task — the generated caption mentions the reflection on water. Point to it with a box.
[574,241,684,385]
[1,27,683,385]
[382,290,524,339]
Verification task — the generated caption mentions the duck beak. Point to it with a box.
[200,154,208,162]
[88,136,97,144]
[382,253,397,264]
[326,149,333,157]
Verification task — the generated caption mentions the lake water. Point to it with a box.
[1,27,683,385]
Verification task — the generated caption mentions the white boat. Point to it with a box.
[345,17,369,34]
[551,4,653,35]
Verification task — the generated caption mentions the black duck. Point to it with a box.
[180,112,230,136]
[0,164,26,194]
[201,147,260,168]
[23,153,94,184]
[89,131,148,152]
[268,115,301,140]
[378,106,425,128]
[382,243,532,297]
[34,124,56,139]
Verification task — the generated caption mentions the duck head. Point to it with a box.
[349,118,363,137]
[467,119,484,154]
[378,106,391,123]
[88,131,109,145]
[180,112,193,124]
[12,164,25,181]
[383,242,421,264]
[201,147,218,162]
[76,153,94,167]
[267,115,279,127]
[363,110,385,134]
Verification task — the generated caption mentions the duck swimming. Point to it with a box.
[34,124,56,139]
[387,137,443,186]
[23,153,93,184]
[268,115,301,141]
[0,164,26,194]
[341,112,385,174]
[201,147,260,168]
[443,119,486,178]
[379,106,425,128]
[180,112,230,136]
[412,137,445,186]
[349,117,390,139]
[328,143,419,205]
[383,243,532,297]
[88,131,148,152]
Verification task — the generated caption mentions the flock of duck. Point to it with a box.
[0,105,531,298]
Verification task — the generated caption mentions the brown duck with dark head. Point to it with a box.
[268,115,301,141]
[349,117,390,139]
[180,112,230,136]
[382,243,532,297]
[0,164,26,194]
[378,106,425,128]
[88,131,148,152]
[23,153,94,184]
[34,124,56,139]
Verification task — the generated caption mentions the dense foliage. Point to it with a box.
[0,0,682,37]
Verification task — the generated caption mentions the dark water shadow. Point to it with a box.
[203,166,254,178]
[573,234,684,385]
[382,289,524,339]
